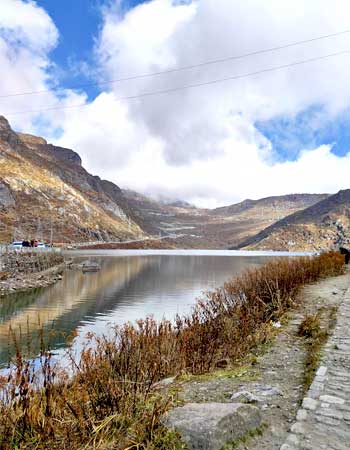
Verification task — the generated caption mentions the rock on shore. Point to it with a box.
[165,402,261,450]
[1,251,64,275]
[0,257,65,296]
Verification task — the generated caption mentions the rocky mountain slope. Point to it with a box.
[0,114,337,249]
[212,194,329,218]
[0,116,144,243]
[237,189,350,251]
[123,191,329,249]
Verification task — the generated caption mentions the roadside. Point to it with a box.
[164,273,350,449]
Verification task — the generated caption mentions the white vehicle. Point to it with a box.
[10,241,23,248]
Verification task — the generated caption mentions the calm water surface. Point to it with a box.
[0,250,301,367]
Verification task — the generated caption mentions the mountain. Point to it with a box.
[0,116,144,243]
[0,114,336,249]
[236,189,350,251]
[121,191,328,249]
[212,194,329,217]
[189,193,328,249]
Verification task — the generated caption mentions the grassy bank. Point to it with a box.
[0,252,344,449]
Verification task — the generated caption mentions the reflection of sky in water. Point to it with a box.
[0,251,304,367]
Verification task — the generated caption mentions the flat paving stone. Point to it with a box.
[281,286,350,450]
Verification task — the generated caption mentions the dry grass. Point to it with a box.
[0,252,344,449]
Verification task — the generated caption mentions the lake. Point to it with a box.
[0,250,308,367]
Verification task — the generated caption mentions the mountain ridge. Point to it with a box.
[0,115,340,249]
[236,189,350,251]
[212,194,329,217]
[0,116,144,243]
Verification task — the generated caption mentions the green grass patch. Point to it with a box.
[219,424,267,449]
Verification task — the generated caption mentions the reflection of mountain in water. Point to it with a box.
[0,254,269,367]
[0,256,156,365]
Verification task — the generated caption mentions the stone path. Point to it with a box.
[281,287,350,450]
[166,275,350,450]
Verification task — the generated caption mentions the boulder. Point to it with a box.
[164,402,261,450]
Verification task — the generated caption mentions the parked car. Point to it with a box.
[10,241,23,248]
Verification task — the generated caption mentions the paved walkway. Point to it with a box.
[281,288,350,450]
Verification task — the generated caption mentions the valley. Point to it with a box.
[0,114,349,252]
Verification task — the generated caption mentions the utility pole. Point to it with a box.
[50,214,53,247]
[36,218,43,243]
[47,201,53,247]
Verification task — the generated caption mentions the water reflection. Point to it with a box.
[0,253,272,367]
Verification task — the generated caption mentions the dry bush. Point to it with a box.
[298,314,321,338]
[0,252,344,449]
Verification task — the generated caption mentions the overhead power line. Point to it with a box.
[4,49,350,117]
[1,28,350,99]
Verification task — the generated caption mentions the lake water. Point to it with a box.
[0,250,307,367]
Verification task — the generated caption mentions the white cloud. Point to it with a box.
[0,0,86,132]
[0,0,58,52]
[4,0,350,207]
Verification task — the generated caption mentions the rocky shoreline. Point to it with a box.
[0,262,66,296]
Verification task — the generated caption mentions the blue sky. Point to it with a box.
[256,106,350,161]
[37,0,350,164]
[36,0,147,100]
[3,0,350,205]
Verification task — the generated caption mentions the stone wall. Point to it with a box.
[0,251,64,278]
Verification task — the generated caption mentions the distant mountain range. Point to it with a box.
[212,194,329,217]
[0,115,347,251]
[236,190,350,251]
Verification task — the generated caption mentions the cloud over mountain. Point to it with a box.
[2,0,350,207]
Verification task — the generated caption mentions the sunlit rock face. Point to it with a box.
[0,115,144,243]
[0,181,15,208]
[0,115,21,148]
